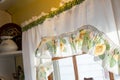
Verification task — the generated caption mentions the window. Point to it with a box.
[53,54,110,80]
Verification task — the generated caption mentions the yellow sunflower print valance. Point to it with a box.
[35,25,120,80]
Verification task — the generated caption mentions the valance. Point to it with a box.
[35,25,120,79]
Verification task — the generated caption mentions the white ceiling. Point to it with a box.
[0,0,16,10]
[0,0,38,11]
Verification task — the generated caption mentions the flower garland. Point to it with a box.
[22,0,85,32]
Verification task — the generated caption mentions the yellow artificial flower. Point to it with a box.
[60,42,65,52]
[40,66,45,72]
[94,43,106,56]
[69,37,73,42]
[79,29,86,39]
[113,54,119,61]
[75,37,83,44]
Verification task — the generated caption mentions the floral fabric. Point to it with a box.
[35,25,120,79]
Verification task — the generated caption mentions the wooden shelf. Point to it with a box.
[0,50,22,56]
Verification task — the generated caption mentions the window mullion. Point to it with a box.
[72,55,79,80]
[109,72,114,80]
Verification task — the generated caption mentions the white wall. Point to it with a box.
[0,10,11,27]
[0,56,15,80]
[0,10,14,80]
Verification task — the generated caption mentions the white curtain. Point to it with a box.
[111,0,120,44]
[22,0,120,80]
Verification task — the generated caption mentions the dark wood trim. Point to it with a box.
[48,72,53,80]
[109,72,114,80]
[72,56,79,80]
[52,53,83,61]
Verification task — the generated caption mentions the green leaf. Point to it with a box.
[118,59,120,68]
[114,48,120,54]
[84,32,89,40]
[88,40,93,49]
[61,38,66,44]
[78,41,82,48]
[46,41,54,53]
[70,42,76,51]
[110,57,116,67]
[63,48,67,52]
[83,37,88,46]
[71,34,76,39]
[79,29,83,32]
[106,43,110,51]
[94,35,101,44]
[108,55,112,61]
[53,45,57,54]
[35,48,39,56]
[118,59,120,64]
[99,54,105,60]
[46,43,53,52]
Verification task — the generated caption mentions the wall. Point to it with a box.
[0,56,15,80]
[0,10,11,27]
[7,0,60,25]
[0,10,15,80]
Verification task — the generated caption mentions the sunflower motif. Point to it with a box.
[75,35,83,43]
[69,34,77,52]
[39,66,46,79]
[60,41,65,52]
[46,39,56,54]
[79,29,87,39]
[59,38,66,52]
[74,31,84,47]
[113,54,119,61]
[94,43,106,56]
[40,66,45,72]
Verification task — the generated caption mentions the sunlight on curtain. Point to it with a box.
[110,0,120,45]
[22,0,120,80]
[106,32,119,45]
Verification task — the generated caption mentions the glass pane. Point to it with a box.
[76,54,109,80]
[58,57,75,80]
